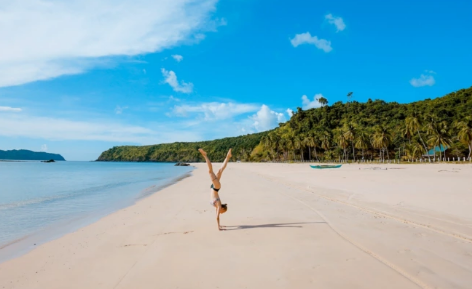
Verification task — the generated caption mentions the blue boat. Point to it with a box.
[310,164,342,169]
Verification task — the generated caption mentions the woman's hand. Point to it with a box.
[216,206,225,230]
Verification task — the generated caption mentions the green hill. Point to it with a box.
[0,149,66,161]
[97,86,472,162]
[97,132,268,162]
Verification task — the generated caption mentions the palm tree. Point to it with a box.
[318,97,328,107]
[279,138,288,161]
[371,135,381,161]
[286,134,295,161]
[239,148,249,162]
[324,150,334,161]
[372,125,392,161]
[402,120,413,145]
[424,114,441,161]
[262,136,272,160]
[354,127,369,161]
[427,120,451,161]
[405,116,428,159]
[267,133,277,161]
[303,134,314,161]
[294,135,303,161]
[275,134,283,161]
[454,117,472,160]
[311,132,321,161]
[321,131,331,153]
[336,131,349,162]
[343,122,357,161]
[347,92,354,101]
[450,147,464,160]
[405,142,423,161]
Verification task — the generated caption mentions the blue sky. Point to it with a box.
[1,0,471,161]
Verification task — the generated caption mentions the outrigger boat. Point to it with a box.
[310,164,342,169]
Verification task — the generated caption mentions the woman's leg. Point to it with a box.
[216,148,232,180]
[198,148,214,174]
[198,148,221,188]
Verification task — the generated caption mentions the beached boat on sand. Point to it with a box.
[310,164,342,169]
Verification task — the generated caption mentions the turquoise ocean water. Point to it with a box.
[0,161,193,261]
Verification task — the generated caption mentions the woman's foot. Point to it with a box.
[198,148,207,157]
[227,148,232,159]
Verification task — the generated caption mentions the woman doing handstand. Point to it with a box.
[198,148,232,231]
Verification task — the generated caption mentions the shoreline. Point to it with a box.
[1,163,471,288]
[0,168,194,264]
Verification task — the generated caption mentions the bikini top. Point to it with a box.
[211,184,220,192]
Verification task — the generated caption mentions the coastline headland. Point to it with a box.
[0,149,65,161]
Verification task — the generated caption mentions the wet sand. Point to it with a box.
[0,163,471,289]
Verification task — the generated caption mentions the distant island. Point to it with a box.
[0,149,66,161]
[97,86,472,163]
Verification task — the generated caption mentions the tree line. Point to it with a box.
[96,131,268,162]
[256,87,472,162]
[97,86,471,163]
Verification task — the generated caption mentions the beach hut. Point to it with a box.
[423,145,448,160]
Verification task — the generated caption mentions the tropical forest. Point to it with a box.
[97,86,472,163]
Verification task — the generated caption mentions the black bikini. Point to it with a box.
[210,184,221,206]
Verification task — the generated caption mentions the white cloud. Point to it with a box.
[161,68,194,93]
[0,106,22,112]
[40,144,48,152]
[252,105,286,132]
[290,32,332,52]
[410,73,436,87]
[0,114,159,143]
[218,18,228,27]
[115,105,129,114]
[194,34,206,41]
[172,54,184,62]
[325,14,346,32]
[0,0,219,87]
[286,108,294,118]
[302,94,324,109]
[173,102,259,120]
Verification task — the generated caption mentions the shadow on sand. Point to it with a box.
[223,222,325,231]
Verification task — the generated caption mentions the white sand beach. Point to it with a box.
[1,163,471,289]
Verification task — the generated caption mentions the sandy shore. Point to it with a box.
[1,163,471,289]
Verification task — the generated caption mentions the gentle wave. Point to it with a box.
[137,171,192,199]
[0,161,194,262]
[0,176,164,211]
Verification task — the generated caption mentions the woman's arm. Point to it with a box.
[216,207,222,230]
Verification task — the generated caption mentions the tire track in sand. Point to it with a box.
[282,190,431,289]
[259,173,432,289]
[261,174,472,244]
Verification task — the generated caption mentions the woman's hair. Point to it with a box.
[221,203,228,212]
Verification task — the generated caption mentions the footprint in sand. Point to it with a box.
[159,231,194,236]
